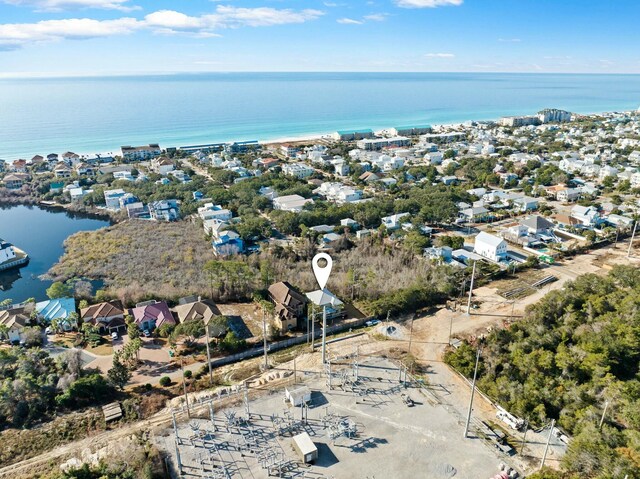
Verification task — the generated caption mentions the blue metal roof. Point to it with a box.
[337,129,373,135]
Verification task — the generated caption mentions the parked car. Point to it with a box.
[365,319,380,327]
[142,329,151,338]
[111,331,119,340]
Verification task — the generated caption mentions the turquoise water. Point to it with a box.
[1,72,639,161]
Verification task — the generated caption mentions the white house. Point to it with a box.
[512,196,539,212]
[482,190,509,204]
[424,152,443,165]
[474,232,508,262]
[570,205,601,226]
[606,214,634,228]
[198,203,233,222]
[282,163,314,179]
[520,215,555,235]
[104,189,126,210]
[273,195,314,213]
[151,157,175,175]
[113,170,135,181]
[69,187,92,202]
[381,213,410,230]
[331,159,350,176]
[466,187,487,198]
[598,165,618,181]
[556,187,581,203]
[314,182,362,205]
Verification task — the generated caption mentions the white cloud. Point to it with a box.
[212,6,324,28]
[363,13,388,21]
[1,0,138,12]
[395,0,462,8]
[144,10,205,30]
[337,17,363,25]
[0,17,140,48]
[0,5,325,48]
[425,52,455,58]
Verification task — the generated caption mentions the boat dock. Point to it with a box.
[0,246,29,272]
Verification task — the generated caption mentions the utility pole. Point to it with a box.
[180,358,190,418]
[448,313,454,346]
[539,419,555,471]
[599,400,609,429]
[520,418,529,455]
[321,304,327,364]
[466,261,477,315]
[628,221,638,258]
[310,305,315,352]
[204,320,213,385]
[463,347,481,438]
[408,315,414,354]
[262,308,268,370]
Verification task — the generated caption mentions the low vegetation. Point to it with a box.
[48,220,216,303]
[445,265,640,478]
[0,410,105,468]
[43,434,164,479]
[0,348,117,429]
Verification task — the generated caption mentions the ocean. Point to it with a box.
[1,72,639,161]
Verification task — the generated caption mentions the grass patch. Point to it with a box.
[86,341,114,356]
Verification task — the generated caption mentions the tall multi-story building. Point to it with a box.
[499,116,541,127]
[538,109,572,123]
[332,129,374,141]
[356,136,410,151]
[120,144,162,161]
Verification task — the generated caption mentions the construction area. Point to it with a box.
[154,353,526,479]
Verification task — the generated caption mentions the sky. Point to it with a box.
[0,0,639,76]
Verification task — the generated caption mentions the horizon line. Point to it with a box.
[2,70,640,80]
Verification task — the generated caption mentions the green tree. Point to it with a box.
[403,230,431,255]
[46,281,72,299]
[170,319,205,349]
[126,315,140,340]
[436,235,465,250]
[107,352,131,390]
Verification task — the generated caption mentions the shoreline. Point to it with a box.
[2,107,637,162]
[0,198,118,224]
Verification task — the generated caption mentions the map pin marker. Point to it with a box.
[312,253,333,290]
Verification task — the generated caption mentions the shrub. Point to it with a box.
[159,376,171,387]
[56,374,113,408]
[220,331,246,353]
[156,322,175,338]
[183,370,193,379]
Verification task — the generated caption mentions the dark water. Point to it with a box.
[0,204,110,302]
